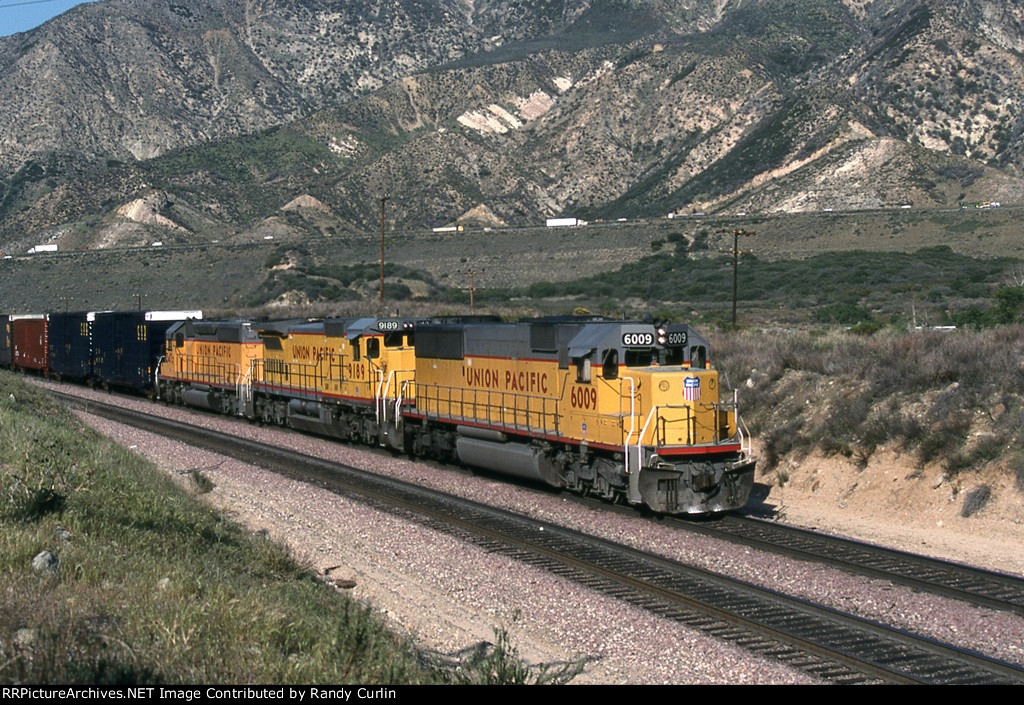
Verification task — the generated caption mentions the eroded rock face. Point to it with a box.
[1,0,1023,248]
[0,0,618,177]
[116,191,188,232]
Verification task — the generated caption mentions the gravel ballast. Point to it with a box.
[41,380,1024,682]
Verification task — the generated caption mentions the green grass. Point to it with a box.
[0,373,583,683]
[247,260,450,307]
[0,374,429,683]
[147,127,335,185]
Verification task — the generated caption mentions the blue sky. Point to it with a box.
[0,0,96,37]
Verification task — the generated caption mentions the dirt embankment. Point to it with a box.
[755,443,1024,575]
[719,328,1024,576]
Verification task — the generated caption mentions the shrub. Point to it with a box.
[448,625,583,685]
[918,413,972,466]
[960,485,992,517]
[713,327,1024,477]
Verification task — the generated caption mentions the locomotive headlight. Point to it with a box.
[656,325,667,345]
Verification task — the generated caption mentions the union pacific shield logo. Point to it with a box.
[683,376,701,401]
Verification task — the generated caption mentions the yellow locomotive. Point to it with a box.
[251,316,424,449]
[157,314,755,514]
[158,319,262,414]
[406,317,754,513]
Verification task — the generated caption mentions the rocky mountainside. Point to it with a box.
[1,0,1023,252]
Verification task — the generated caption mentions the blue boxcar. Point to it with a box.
[0,315,10,367]
[48,311,95,382]
[92,310,202,392]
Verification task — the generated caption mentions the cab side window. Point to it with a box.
[366,338,381,360]
[690,345,707,369]
[602,349,618,379]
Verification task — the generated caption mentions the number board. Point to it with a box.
[622,332,654,347]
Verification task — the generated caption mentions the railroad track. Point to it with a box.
[57,391,1024,685]
[667,513,1024,618]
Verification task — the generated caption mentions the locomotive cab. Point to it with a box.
[561,322,753,513]
[617,325,751,512]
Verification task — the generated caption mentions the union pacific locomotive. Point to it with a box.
[2,310,756,514]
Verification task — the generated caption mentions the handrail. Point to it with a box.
[154,355,165,398]
[395,380,409,424]
[636,405,659,465]
[237,361,252,417]
[380,370,395,422]
[737,389,751,455]
[374,369,384,426]
[414,382,558,435]
[621,376,636,476]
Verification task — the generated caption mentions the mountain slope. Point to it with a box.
[1,0,1023,251]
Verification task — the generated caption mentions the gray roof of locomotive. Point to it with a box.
[170,319,262,343]
[418,319,710,362]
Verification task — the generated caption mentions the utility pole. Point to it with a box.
[379,196,389,306]
[469,270,475,310]
[716,229,755,326]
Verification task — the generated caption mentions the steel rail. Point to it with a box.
[57,392,1024,685]
[679,513,1024,617]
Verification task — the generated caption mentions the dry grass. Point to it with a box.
[713,326,1024,480]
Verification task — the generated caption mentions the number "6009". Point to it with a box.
[622,333,653,347]
[570,386,597,409]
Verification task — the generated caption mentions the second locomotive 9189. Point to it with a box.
[252,316,424,449]
[406,317,755,514]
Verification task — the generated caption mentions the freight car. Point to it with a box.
[5,309,203,390]
[92,310,202,393]
[11,315,47,373]
[48,311,95,382]
[0,315,11,368]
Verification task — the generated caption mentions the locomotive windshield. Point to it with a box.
[624,346,687,368]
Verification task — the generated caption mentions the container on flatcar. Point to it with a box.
[253,316,424,447]
[48,311,97,382]
[11,315,48,373]
[92,310,202,392]
[159,319,263,415]
[409,317,755,514]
